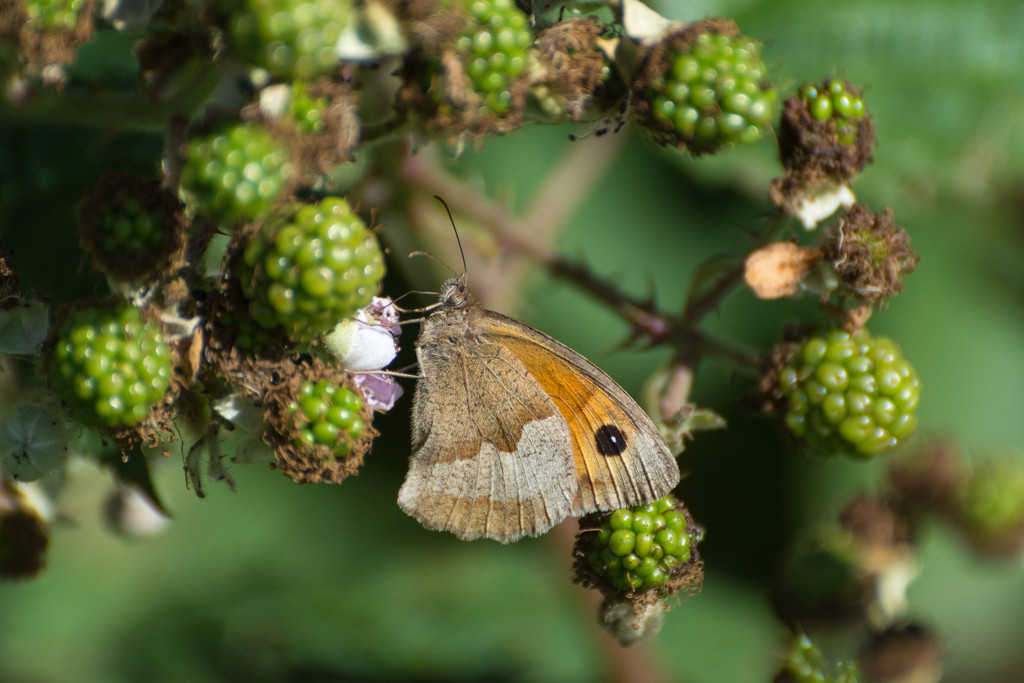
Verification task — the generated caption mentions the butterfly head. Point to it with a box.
[438,274,474,311]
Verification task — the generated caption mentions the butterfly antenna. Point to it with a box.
[408,250,458,276]
[433,195,468,276]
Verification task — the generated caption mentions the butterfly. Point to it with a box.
[398,274,680,542]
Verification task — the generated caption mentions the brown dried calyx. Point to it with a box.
[533,17,621,122]
[262,359,377,485]
[819,204,919,306]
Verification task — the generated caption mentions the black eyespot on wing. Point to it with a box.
[595,425,627,456]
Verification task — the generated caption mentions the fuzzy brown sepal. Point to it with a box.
[0,0,95,76]
[770,82,876,212]
[199,285,296,402]
[379,0,465,53]
[754,326,808,414]
[532,17,623,123]
[630,17,740,155]
[77,172,189,287]
[886,442,965,515]
[819,205,918,306]
[262,359,376,484]
[198,221,300,399]
[0,484,49,579]
[0,246,20,301]
[572,500,704,602]
[838,496,915,561]
[859,623,944,683]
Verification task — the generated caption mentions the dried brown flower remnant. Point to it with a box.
[820,205,918,306]
[744,242,822,299]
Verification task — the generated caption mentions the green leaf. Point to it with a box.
[0,296,49,355]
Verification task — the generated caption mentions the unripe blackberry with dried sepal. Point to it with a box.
[255,78,361,183]
[952,455,1024,559]
[45,301,178,444]
[574,495,703,643]
[772,633,860,683]
[631,18,778,155]
[234,196,385,345]
[77,172,188,287]
[774,497,917,628]
[12,0,95,73]
[816,205,918,307]
[770,79,876,230]
[767,327,920,459]
[262,358,376,484]
[0,480,51,580]
[197,278,298,402]
[396,0,533,139]
[179,121,294,226]
[529,17,625,124]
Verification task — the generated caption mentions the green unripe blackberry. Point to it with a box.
[26,0,85,30]
[777,634,860,683]
[777,330,919,458]
[585,496,695,592]
[289,81,329,134]
[95,198,162,256]
[452,0,532,115]
[78,173,186,285]
[959,458,1024,540]
[227,0,352,80]
[800,80,866,144]
[238,197,385,342]
[641,29,777,151]
[286,380,365,457]
[180,122,293,224]
[49,304,172,428]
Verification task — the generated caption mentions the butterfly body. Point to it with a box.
[399,276,680,543]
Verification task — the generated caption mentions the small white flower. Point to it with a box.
[323,297,400,372]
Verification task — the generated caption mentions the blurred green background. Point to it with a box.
[2,0,1024,680]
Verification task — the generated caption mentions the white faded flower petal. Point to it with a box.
[795,184,856,230]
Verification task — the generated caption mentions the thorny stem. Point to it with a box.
[681,262,745,326]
